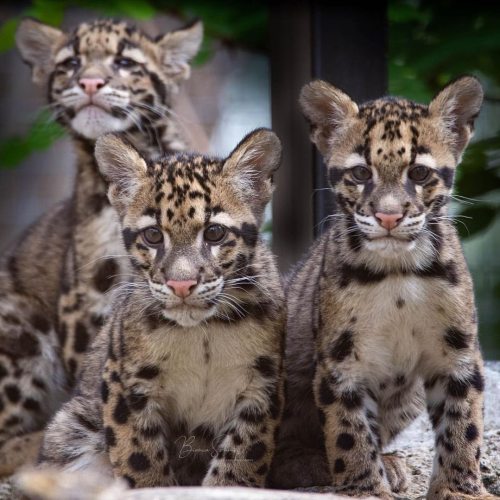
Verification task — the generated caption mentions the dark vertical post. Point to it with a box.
[270,0,388,269]
[270,2,314,271]
[311,1,388,233]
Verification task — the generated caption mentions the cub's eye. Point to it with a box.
[115,57,137,68]
[408,165,430,183]
[204,224,227,244]
[142,227,163,246]
[351,165,372,182]
[59,57,80,70]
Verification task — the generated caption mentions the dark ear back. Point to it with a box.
[299,80,358,157]
[429,76,483,160]
[16,18,64,84]
[223,128,282,221]
[94,134,148,215]
[156,20,203,80]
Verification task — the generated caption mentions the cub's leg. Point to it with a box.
[425,351,494,500]
[101,361,176,488]
[203,362,283,487]
[314,360,392,498]
[0,298,67,474]
[377,378,426,494]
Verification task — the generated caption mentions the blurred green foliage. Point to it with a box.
[0,0,268,167]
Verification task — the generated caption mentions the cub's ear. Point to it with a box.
[156,20,203,80]
[223,128,281,221]
[429,75,483,161]
[16,18,64,84]
[94,134,148,214]
[299,80,358,157]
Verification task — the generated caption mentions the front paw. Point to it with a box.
[428,484,499,500]
[382,453,409,493]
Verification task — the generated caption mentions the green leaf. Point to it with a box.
[0,112,65,169]
[0,18,19,53]
[457,204,497,239]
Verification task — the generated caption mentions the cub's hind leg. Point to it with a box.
[0,297,67,474]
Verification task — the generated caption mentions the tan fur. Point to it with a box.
[270,77,495,500]
[0,18,202,476]
[38,130,285,489]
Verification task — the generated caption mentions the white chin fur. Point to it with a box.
[162,306,216,327]
[364,237,416,256]
[71,106,131,140]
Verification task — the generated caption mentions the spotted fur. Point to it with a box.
[269,77,496,500]
[38,129,285,489]
[0,18,202,475]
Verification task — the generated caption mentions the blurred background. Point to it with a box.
[0,0,499,357]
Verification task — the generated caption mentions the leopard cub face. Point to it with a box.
[95,130,281,327]
[16,18,202,140]
[300,76,483,263]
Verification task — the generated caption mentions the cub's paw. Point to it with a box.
[382,453,409,493]
[202,470,263,488]
[427,484,500,500]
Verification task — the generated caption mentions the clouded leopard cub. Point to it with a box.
[38,129,285,489]
[270,77,494,500]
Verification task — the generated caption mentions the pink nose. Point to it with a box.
[375,212,403,231]
[79,77,106,95]
[166,279,197,299]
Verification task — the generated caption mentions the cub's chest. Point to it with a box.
[332,275,451,376]
[143,322,265,431]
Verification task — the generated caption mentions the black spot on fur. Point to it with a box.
[331,330,354,362]
[254,356,275,378]
[19,331,40,356]
[334,458,346,473]
[5,415,21,427]
[395,298,405,309]
[470,365,485,392]
[338,263,387,288]
[395,374,406,386]
[22,398,40,412]
[128,452,151,471]
[74,322,89,353]
[76,413,99,433]
[336,433,355,450]
[5,385,20,403]
[113,394,130,424]
[240,223,258,247]
[122,228,138,250]
[128,393,148,412]
[93,259,118,293]
[465,423,479,442]
[444,327,470,350]
[105,426,116,447]
[30,314,50,334]
[318,377,336,406]
[246,441,266,461]
[341,389,363,410]
[240,407,265,424]
[123,475,136,488]
[437,167,455,188]
[0,364,8,381]
[101,380,109,403]
[136,365,160,379]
